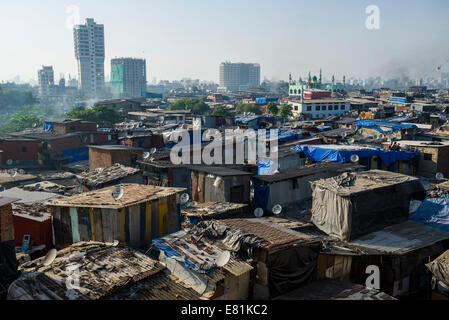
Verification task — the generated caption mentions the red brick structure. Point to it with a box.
[47,119,98,134]
[88,145,144,170]
[0,198,17,243]
[0,138,40,166]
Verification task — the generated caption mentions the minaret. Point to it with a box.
[319,69,322,84]
[289,73,292,84]
[343,75,346,86]
[308,72,312,84]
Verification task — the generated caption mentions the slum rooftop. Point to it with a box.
[186,165,254,177]
[254,163,364,184]
[46,184,186,209]
[0,170,37,184]
[8,242,164,300]
[88,145,143,151]
[312,170,423,197]
[76,163,141,188]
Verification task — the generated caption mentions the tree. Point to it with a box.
[168,98,210,115]
[2,115,43,134]
[66,105,124,128]
[266,102,279,115]
[235,103,262,115]
[279,104,293,121]
[210,106,230,117]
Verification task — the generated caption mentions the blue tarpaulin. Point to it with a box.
[62,147,89,163]
[258,159,275,175]
[410,196,449,233]
[292,145,418,167]
[255,97,278,104]
[44,122,53,132]
[356,120,417,134]
[253,183,270,211]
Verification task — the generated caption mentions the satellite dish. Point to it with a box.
[111,186,124,201]
[77,186,83,193]
[348,138,355,144]
[32,123,37,128]
[35,183,41,188]
[143,152,150,159]
[150,147,157,154]
[10,171,17,178]
[180,193,190,204]
[216,251,231,267]
[272,204,282,215]
[254,208,264,218]
[42,249,57,266]
[351,154,360,163]
[436,172,444,180]
[341,132,348,138]
[6,159,13,166]
[213,176,222,188]
[112,240,119,247]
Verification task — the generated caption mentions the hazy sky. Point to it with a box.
[1,0,448,83]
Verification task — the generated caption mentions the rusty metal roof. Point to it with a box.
[220,218,320,248]
[46,183,186,209]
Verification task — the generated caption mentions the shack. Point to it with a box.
[426,250,449,300]
[0,196,20,297]
[76,163,144,191]
[152,228,254,300]
[318,220,449,298]
[188,166,253,203]
[0,170,38,190]
[253,163,364,213]
[46,184,186,249]
[311,170,425,240]
[199,218,322,299]
[182,202,249,224]
[274,278,396,300]
[88,145,143,170]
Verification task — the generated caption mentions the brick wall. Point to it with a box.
[53,121,97,134]
[0,204,14,242]
[89,148,112,170]
[0,140,39,164]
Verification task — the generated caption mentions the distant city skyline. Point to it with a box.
[1,0,449,84]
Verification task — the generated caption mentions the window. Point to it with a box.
[306,105,312,111]
[292,178,298,189]
[423,153,433,161]
[328,105,333,110]
[322,106,327,111]
[294,105,298,111]
[21,146,27,153]
[316,106,321,111]
[294,89,297,94]
[340,104,345,110]
[290,89,293,94]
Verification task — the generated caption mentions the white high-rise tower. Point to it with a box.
[74,18,105,98]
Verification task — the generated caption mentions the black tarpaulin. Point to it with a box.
[0,241,19,294]
[267,244,320,298]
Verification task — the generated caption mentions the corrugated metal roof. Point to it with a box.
[8,242,163,300]
[46,184,185,209]
[350,220,449,255]
[182,202,248,218]
[221,218,320,248]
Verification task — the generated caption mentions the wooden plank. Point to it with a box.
[93,209,104,243]
[145,201,151,244]
[151,201,158,239]
[167,195,179,233]
[158,198,168,236]
[77,207,90,242]
[101,208,114,243]
[124,207,130,244]
[129,204,141,247]
[89,208,96,241]
[53,207,63,247]
[120,208,126,243]
[61,208,72,247]
[69,208,80,243]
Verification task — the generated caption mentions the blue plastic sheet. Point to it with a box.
[291,145,418,167]
[258,159,275,175]
[410,196,449,233]
[356,120,417,134]
[253,183,270,211]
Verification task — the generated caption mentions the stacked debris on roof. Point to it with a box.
[46,184,185,209]
[76,163,141,188]
[21,181,80,196]
[7,242,163,300]
[274,278,396,300]
[182,202,248,221]
[426,250,449,289]
[311,170,425,240]
[13,202,52,218]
